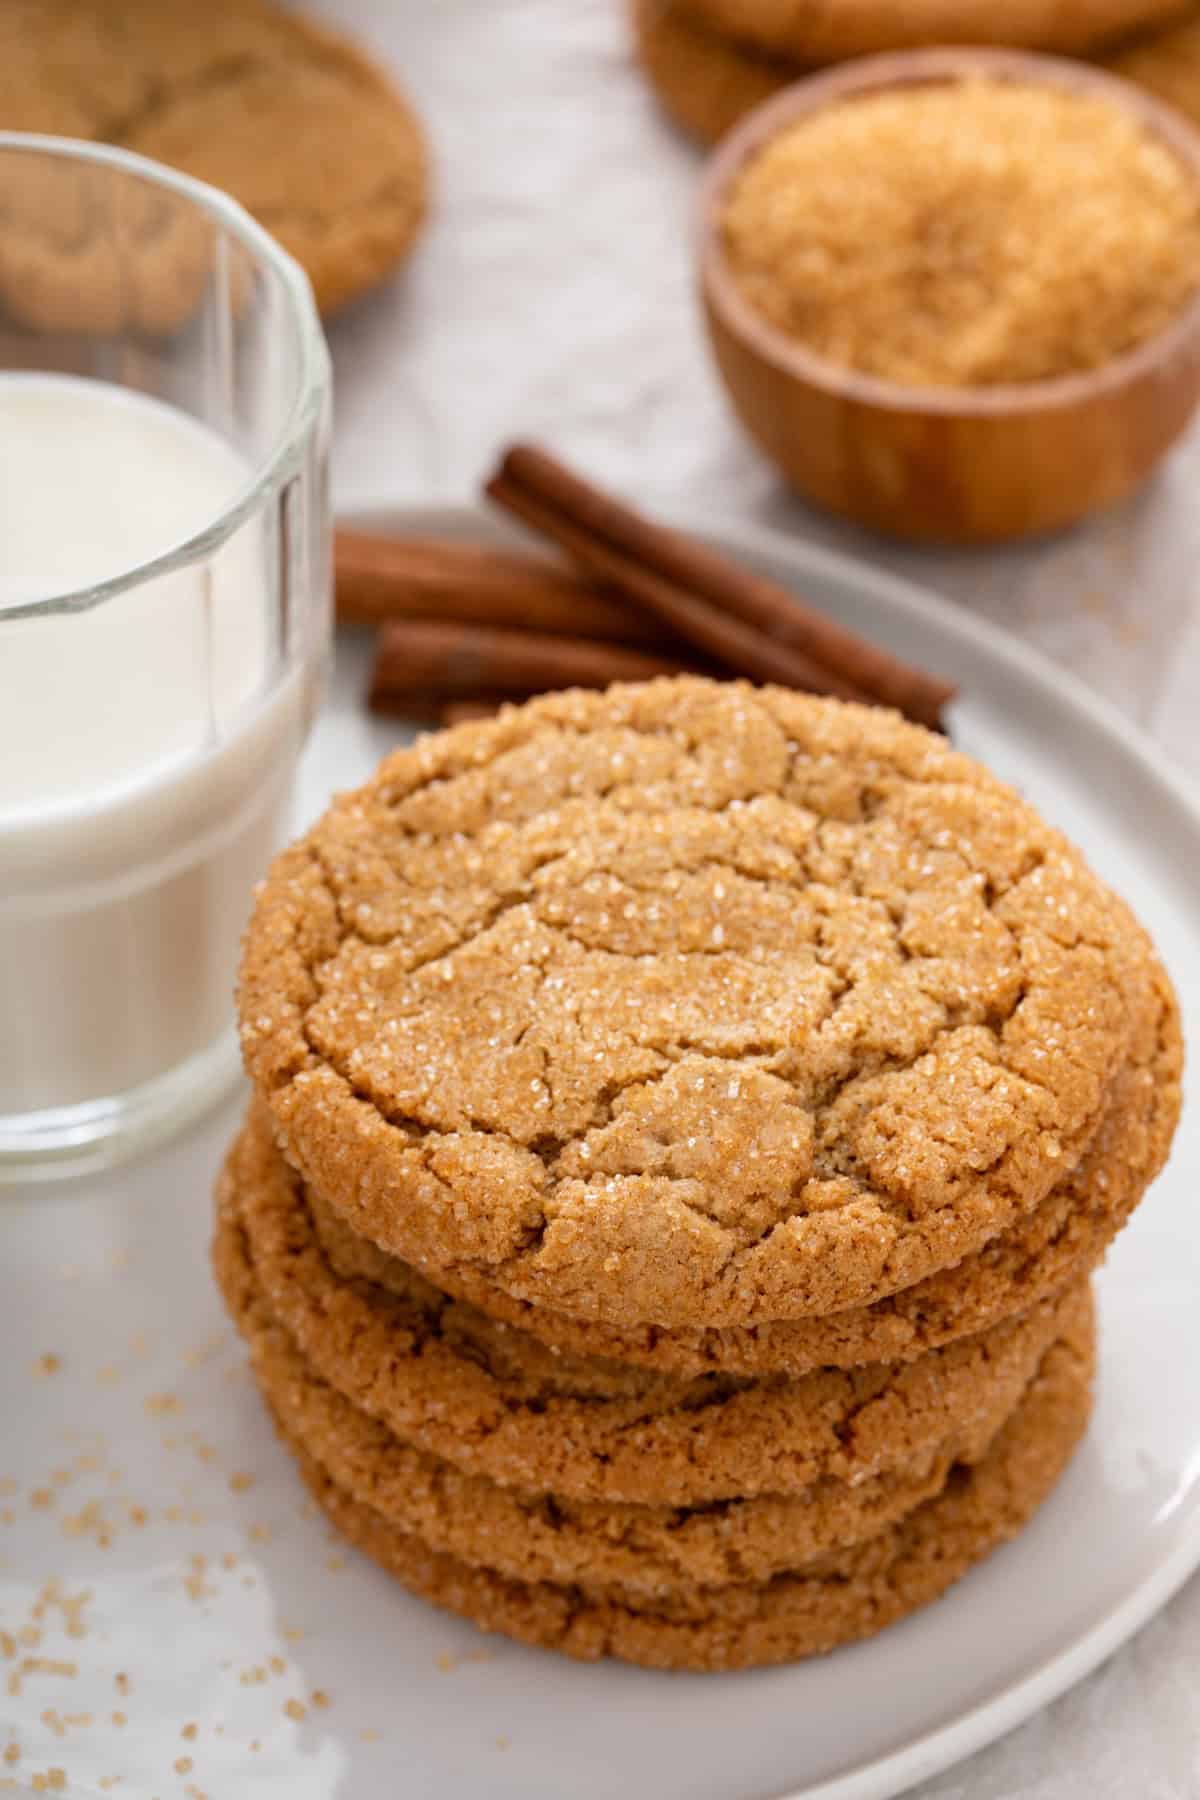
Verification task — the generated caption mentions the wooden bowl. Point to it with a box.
[699,48,1200,544]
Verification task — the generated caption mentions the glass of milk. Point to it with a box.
[0,136,331,1181]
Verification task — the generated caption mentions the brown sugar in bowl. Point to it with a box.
[699,49,1200,544]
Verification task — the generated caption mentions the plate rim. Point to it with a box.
[342,500,1200,1800]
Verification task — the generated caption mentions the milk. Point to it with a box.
[0,375,312,1122]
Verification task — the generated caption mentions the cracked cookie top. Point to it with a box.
[239,677,1158,1327]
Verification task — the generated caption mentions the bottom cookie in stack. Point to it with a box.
[213,1111,1096,1672]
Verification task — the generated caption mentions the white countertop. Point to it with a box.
[324,4,1199,1793]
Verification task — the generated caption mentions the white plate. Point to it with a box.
[2,506,1197,1800]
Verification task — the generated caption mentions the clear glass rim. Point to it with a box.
[0,132,331,624]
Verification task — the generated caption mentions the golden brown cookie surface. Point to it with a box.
[680,0,1187,61]
[0,0,426,316]
[218,1192,1078,1594]
[240,679,1156,1328]
[221,1104,1092,1507]
[284,1310,1095,1670]
[332,940,1178,1375]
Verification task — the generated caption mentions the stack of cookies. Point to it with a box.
[215,679,1181,1671]
[631,0,1200,146]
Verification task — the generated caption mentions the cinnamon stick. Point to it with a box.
[488,445,956,729]
[336,529,679,651]
[486,471,874,706]
[367,619,701,714]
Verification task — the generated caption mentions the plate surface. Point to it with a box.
[1,506,1197,1800]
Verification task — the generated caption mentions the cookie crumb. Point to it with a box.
[181,1724,198,1742]
[111,1714,126,1729]
[2,1747,17,1766]
[34,1355,61,1378]
[173,1759,192,1776]
[114,1674,130,1696]
[311,1689,330,1709]
[284,1699,306,1722]
[143,1393,179,1417]
[229,1472,255,1493]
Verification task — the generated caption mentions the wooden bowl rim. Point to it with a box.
[699,46,1200,419]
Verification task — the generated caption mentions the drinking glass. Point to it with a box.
[0,135,331,1181]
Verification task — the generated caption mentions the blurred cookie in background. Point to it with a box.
[632,0,1200,145]
[1107,12,1200,125]
[631,0,794,145]
[678,0,1188,61]
[0,0,428,319]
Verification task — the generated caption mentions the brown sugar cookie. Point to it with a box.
[632,0,795,145]
[0,0,427,319]
[679,0,1187,62]
[222,1105,1091,1508]
[283,1310,1096,1670]
[239,678,1161,1329]
[218,1197,1083,1595]
[312,937,1180,1377]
